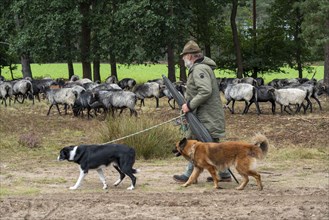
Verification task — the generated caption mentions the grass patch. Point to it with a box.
[0,187,40,197]
[1,63,324,84]
[98,113,183,159]
[268,147,328,161]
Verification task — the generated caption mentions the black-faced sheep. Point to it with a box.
[45,88,78,115]
[12,79,34,104]
[132,82,162,108]
[95,90,137,117]
[224,83,260,114]
[118,78,136,90]
[269,88,310,114]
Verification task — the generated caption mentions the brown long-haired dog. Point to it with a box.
[173,134,269,190]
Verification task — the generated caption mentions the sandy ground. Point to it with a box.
[0,158,328,220]
[1,96,329,220]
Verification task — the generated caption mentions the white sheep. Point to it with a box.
[269,88,309,114]
[224,83,260,114]
[95,90,137,117]
[132,82,162,108]
[12,79,34,104]
[45,88,77,115]
[0,82,13,106]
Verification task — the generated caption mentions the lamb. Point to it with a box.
[269,88,310,114]
[224,83,260,114]
[132,82,162,108]
[95,90,137,117]
[0,81,13,106]
[45,88,78,115]
[12,79,34,104]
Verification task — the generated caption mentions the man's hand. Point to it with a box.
[182,103,190,113]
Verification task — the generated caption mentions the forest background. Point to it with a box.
[0,0,328,85]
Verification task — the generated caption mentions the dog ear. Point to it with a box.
[179,138,187,151]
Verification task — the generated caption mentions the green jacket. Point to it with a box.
[185,56,225,139]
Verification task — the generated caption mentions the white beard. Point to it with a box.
[184,59,193,69]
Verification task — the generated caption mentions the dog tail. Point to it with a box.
[132,168,141,174]
[252,133,269,159]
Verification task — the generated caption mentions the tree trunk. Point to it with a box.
[64,35,74,79]
[204,44,211,58]
[295,7,303,78]
[93,60,100,82]
[179,58,187,82]
[67,60,74,79]
[167,43,176,82]
[252,0,258,78]
[230,0,243,78]
[324,43,329,87]
[109,53,117,79]
[21,53,32,78]
[79,2,92,79]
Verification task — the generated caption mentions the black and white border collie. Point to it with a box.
[57,144,139,190]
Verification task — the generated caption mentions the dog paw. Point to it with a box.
[103,185,108,190]
[69,186,78,190]
[127,186,135,190]
[181,184,188,187]
[113,179,121,186]
[235,187,244,190]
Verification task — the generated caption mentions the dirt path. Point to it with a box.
[1,97,329,219]
[1,157,328,220]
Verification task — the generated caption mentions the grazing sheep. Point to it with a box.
[0,81,13,106]
[217,77,240,92]
[133,82,162,108]
[118,78,136,90]
[297,80,322,112]
[72,90,98,119]
[224,83,260,114]
[45,88,78,115]
[95,90,137,117]
[269,88,310,114]
[12,79,34,104]
[31,79,58,102]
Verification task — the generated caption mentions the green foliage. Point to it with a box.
[300,0,329,55]
[98,113,183,159]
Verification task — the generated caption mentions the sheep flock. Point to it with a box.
[0,75,328,118]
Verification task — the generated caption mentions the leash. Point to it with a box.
[104,114,184,144]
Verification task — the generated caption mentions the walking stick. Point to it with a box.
[163,75,239,184]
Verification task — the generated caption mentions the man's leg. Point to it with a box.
[173,162,193,183]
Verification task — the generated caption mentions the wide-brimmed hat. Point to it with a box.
[180,40,201,56]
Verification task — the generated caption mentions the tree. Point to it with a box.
[300,0,329,87]
[231,0,244,78]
